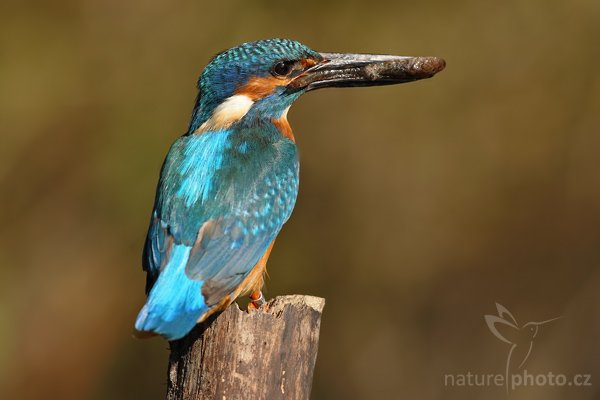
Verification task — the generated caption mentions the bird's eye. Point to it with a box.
[271,61,295,77]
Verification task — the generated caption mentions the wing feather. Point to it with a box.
[142,129,298,309]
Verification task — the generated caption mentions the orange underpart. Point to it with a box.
[236,240,275,295]
[272,116,294,142]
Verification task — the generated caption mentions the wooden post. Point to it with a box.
[166,295,325,400]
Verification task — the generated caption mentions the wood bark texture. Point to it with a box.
[167,295,325,400]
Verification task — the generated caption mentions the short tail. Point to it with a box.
[134,244,208,340]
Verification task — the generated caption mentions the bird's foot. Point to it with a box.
[247,290,266,311]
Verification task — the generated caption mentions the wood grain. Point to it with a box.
[167,295,325,400]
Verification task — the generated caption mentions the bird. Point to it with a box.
[134,38,445,340]
[485,303,561,392]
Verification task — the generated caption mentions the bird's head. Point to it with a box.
[188,38,445,134]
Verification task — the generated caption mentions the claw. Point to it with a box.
[248,290,265,311]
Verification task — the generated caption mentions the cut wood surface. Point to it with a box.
[167,295,325,400]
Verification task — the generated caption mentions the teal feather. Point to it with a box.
[137,124,298,340]
[136,39,314,340]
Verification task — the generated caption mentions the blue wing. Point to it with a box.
[135,127,298,340]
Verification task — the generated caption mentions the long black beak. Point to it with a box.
[289,53,446,91]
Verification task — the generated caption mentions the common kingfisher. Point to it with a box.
[135,38,445,340]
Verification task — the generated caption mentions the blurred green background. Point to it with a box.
[1,0,599,399]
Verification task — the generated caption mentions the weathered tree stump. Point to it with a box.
[167,295,325,400]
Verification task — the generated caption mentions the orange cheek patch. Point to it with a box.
[236,76,289,100]
[235,58,317,100]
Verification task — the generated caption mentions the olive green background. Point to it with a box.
[1,0,599,399]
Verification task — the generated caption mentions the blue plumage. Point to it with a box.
[135,38,445,340]
[136,40,309,340]
[189,39,319,133]
[137,122,298,340]
[135,244,205,339]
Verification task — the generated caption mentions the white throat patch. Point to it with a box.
[194,94,254,133]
